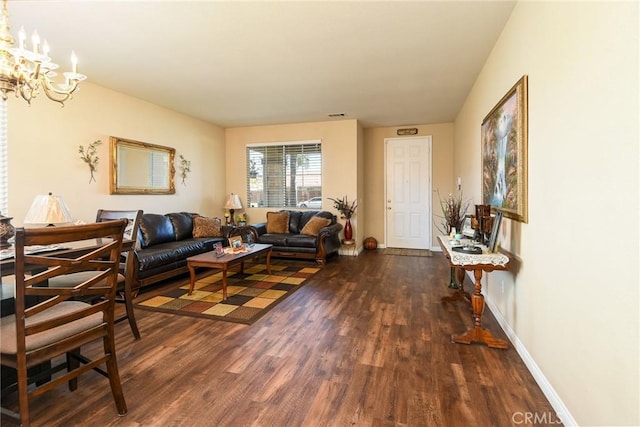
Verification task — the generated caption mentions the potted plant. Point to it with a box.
[328,195,357,243]
[236,213,247,226]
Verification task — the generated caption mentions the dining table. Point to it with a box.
[0,237,135,391]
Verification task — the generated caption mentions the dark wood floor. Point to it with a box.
[1,250,558,426]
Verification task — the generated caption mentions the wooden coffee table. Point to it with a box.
[186,243,273,299]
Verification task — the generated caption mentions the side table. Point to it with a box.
[437,236,510,349]
[229,225,257,244]
[340,240,357,256]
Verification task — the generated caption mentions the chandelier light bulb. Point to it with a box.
[17,25,24,49]
[31,29,39,53]
[71,51,77,73]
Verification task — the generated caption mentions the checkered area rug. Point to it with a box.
[134,263,320,325]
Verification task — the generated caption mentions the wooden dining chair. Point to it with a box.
[0,220,128,427]
[44,210,143,340]
[96,209,143,339]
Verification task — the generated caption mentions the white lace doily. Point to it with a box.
[437,236,509,267]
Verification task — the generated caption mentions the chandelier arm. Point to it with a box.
[17,78,37,104]
[39,75,80,104]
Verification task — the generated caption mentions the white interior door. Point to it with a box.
[385,136,432,249]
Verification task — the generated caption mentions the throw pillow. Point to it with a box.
[192,216,223,238]
[300,215,332,236]
[266,211,290,234]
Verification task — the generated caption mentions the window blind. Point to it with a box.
[0,100,7,216]
[246,141,322,208]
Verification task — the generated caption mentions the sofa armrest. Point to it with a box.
[318,222,343,239]
[316,222,343,263]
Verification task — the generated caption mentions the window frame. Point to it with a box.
[246,140,322,209]
[0,100,7,216]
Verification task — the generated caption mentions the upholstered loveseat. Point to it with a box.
[131,212,233,290]
[248,210,342,264]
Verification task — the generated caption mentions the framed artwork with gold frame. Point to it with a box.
[481,75,528,223]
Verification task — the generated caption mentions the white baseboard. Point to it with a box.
[377,244,441,252]
[483,292,577,426]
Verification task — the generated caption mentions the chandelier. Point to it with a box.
[0,0,86,105]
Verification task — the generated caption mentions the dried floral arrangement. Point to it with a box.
[436,189,471,235]
[78,139,102,183]
[179,155,191,185]
[328,195,357,219]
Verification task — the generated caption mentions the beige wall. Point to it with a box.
[225,120,360,244]
[455,2,639,425]
[363,123,454,247]
[356,123,365,252]
[6,82,226,226]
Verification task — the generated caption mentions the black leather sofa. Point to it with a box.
[248,210,342,264]
[131,212,233,290]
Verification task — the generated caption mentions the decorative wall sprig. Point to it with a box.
[179,154,191,185]
[78,139,102,183]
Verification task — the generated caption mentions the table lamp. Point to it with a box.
[223,193,243,226]
[24,193,73,226]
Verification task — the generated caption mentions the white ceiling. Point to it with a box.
[8,1,515,128]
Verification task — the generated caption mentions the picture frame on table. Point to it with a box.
[481,75,528,223]
[487,210,504,253]
[228,235,243,252]
[460,215,475,239]
[214,243,225,258]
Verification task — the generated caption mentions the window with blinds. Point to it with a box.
[246,140,322,208]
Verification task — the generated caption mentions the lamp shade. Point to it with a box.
[24,193,73,226]
[224,193,243,210]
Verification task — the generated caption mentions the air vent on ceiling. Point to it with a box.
[328,113,346,118]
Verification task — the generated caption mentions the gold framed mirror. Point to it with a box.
[110,136,176,195]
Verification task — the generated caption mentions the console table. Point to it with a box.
[437,235,510,349]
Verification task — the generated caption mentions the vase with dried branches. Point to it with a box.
[328,195,357,242]
[436,189,471,290]
[436,189,470,235]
